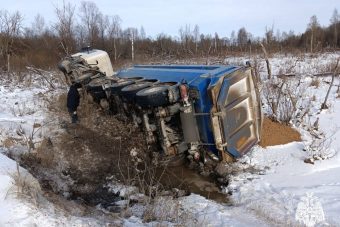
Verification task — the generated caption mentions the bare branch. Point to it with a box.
[260,43,272,79]
[321,58,340,110]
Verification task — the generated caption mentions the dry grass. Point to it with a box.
[2,137,16,148]
[304,130,336,163]
[35,137,55,168]
[140,195,212,226]
[310,78,320,88]
[52,93,67,112]
[6,162,42,207]
[142,196,181,223]
[15,121,49,153]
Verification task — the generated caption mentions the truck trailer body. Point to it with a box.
[58,49,262,163]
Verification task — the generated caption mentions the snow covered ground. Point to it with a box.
[1,52,340,226]
[0,83,126,226]
[225,52,340,76]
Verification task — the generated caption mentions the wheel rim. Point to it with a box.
[89,78,104,86]
[111,80,134,88]
[141,86,167,95]
[123,82,151,91]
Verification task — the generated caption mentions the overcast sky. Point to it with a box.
[2,0,339,38]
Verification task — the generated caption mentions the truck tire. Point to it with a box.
[87,78,105,92]
[110,80,135,94]
[120,82,153,102]
[89,91,107,103]
[136,85,170,107]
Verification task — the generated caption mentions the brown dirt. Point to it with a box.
[58,118,147,185]
[20,93,153,203]
[259,117,301,147]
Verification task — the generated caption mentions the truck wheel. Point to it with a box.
[136,85,170,107]
[90,91,107,103]
[120,82,153,102]
[87,78,105,92]
[110,80,135,94]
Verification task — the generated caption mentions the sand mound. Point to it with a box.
[259,117,301,147]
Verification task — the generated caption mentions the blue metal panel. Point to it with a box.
[118,68,203,83]
[134,65,221,70]
[117,65,239,84]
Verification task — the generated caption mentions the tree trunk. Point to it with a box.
[321,58,339,110]
[337,74,340,95]
[113,38,117,62]
[7,53,10,73]
[260,43,271,79]
[310,31,314,53]
[334,26,338,48]
[131,36,134,62]
[246,61,258,84]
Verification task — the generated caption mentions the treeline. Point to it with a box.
[0,1,339,71]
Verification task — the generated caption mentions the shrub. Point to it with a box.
[310,78,320,87]
[6,162,42,206]
[261,76,311,125]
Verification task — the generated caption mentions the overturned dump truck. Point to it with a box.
[58,48,262,163]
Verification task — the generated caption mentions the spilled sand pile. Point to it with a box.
[259,117,301,147]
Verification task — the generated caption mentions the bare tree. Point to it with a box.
[54,1,76,54]
[140,26,146,40]
[79,1,101,46]
[260,43,272,79]
[31,14,45,37]
[131,30,135,61]
[97,13,109,48]
[321,58,340,110]
[237,27,248,51]
[193,24,200,54]
[214,32,219,53]
[230,31,236,45]
[127,27,138,61]
[275,29,281,42]
[308,15,320,53]
[108,15,121,62]
[265,25,274,45]
[0,10,23,72]
[179,24,193,54]
[330,9,339,48]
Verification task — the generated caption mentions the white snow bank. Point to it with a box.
[226,100,340,226]
[0,149,124,226]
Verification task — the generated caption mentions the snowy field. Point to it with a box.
[1,52,340,226]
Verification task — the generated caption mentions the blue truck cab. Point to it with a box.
[58,49,262,163]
